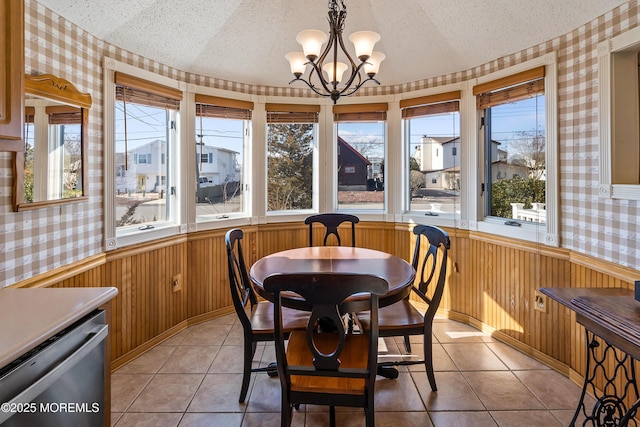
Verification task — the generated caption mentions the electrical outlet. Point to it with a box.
[534,290,547,313]
[172,274,182,293]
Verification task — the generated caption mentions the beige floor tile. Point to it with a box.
[115,346,177,374]
[111,412,123,426]
[413,371,485,411]
[374,373,426,412]
[110,317,586,426]
[303,411,366,427]
[158,345,220,374]
[245,373,283,413]
[442,343,508,371]
[384,341,458,373]
[428,411,498,427]
[181,323,233,346]
[223,323,247,346]
[463,371,545,411]
[432,321,490,344]
[187,373,247,413]
[114,412,183,427]
[485,342,550,371]
[242,412,283,427]
[514,369,585,410]
[178,412,243,427]
[376,411,433,427]
[111,373,154,412]
[160,330,188,347]
[550,409,590,426]
[129,374,204,413]
[490,410,563,426]
[205,313,239,325]
[208,344,265,373]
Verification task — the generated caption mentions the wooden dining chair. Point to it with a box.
[357,224,450,392]
[225,228,309,403]
[305,213,359,247]
[264,272,388,427]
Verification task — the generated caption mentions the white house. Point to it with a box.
[115,140,240,193]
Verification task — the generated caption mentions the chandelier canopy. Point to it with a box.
[285,0,385,104]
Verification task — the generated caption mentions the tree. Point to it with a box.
[24,142,34,203]
[491,175,545,218]
[410,170,424,196]
[508,130,545,180]
[267,124,313,210]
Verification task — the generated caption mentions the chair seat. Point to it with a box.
[249,301,308,333]
[287,331,369,395]
[357,299,424,331]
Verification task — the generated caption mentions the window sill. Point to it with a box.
[107,223,182,250]
[476,218,549,246]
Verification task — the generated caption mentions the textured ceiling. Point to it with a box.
[38,0,626,88]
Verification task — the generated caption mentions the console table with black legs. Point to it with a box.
[540,287,640,427]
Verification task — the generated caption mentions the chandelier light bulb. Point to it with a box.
[296,29,328,61]
[364,51,385,76]
[323,62,348,84]
[285,52,307,77]
[348,31,380,62]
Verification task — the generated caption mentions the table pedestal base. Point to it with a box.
[571,330,640,427]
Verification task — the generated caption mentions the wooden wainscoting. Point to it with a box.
[11,221,639,393]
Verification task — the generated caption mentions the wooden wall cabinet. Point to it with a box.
[0,0,24,151]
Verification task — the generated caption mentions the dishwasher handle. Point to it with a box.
[0,325,108,424]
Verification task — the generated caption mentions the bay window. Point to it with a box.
[334,103,387,211]
[402,91,461,219]
[266,103,319,213]
[472,54,559,246]
[194,95,252,221]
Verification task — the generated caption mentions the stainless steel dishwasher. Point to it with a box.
[0,310,108,426]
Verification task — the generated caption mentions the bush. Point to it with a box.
[491,176,545,218]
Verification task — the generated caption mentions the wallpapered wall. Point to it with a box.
[0,0,638,287]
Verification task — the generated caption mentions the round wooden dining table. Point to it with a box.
[249,246,416,313]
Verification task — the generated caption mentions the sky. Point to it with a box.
[115,94,545,162]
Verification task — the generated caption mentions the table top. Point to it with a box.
[539,287,640,359]
[250,246,416,311]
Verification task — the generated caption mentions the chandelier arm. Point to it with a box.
[307,60,335,95]
[288,74,333,98]
[337,61,366,96]
[339,74,381,98]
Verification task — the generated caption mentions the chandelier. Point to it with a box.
[285,0,385,104]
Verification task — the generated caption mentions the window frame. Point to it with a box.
[470,53,559,246]
[400,85,464,228]
[598,26,640,200]
[265,102,321,217]
[187,86,255,231]
[333,101,389,216]
[103,57,186,250]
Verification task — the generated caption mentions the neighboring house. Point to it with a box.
[115,140,239,193]
[337,136,371,190]
[415,136,461,190]
[416,136,529,190]
[195,143,240,187]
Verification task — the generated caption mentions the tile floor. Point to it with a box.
[111,314,593,426]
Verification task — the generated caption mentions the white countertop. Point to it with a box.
[0,287,118,370]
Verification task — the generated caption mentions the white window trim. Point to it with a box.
[470,52,559,247]
[598,26,640,200]
[103,57,186,250]
[262,96,325,223]
[398,82,467,229]
[331,95,390,220]
[187,84,256,232]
